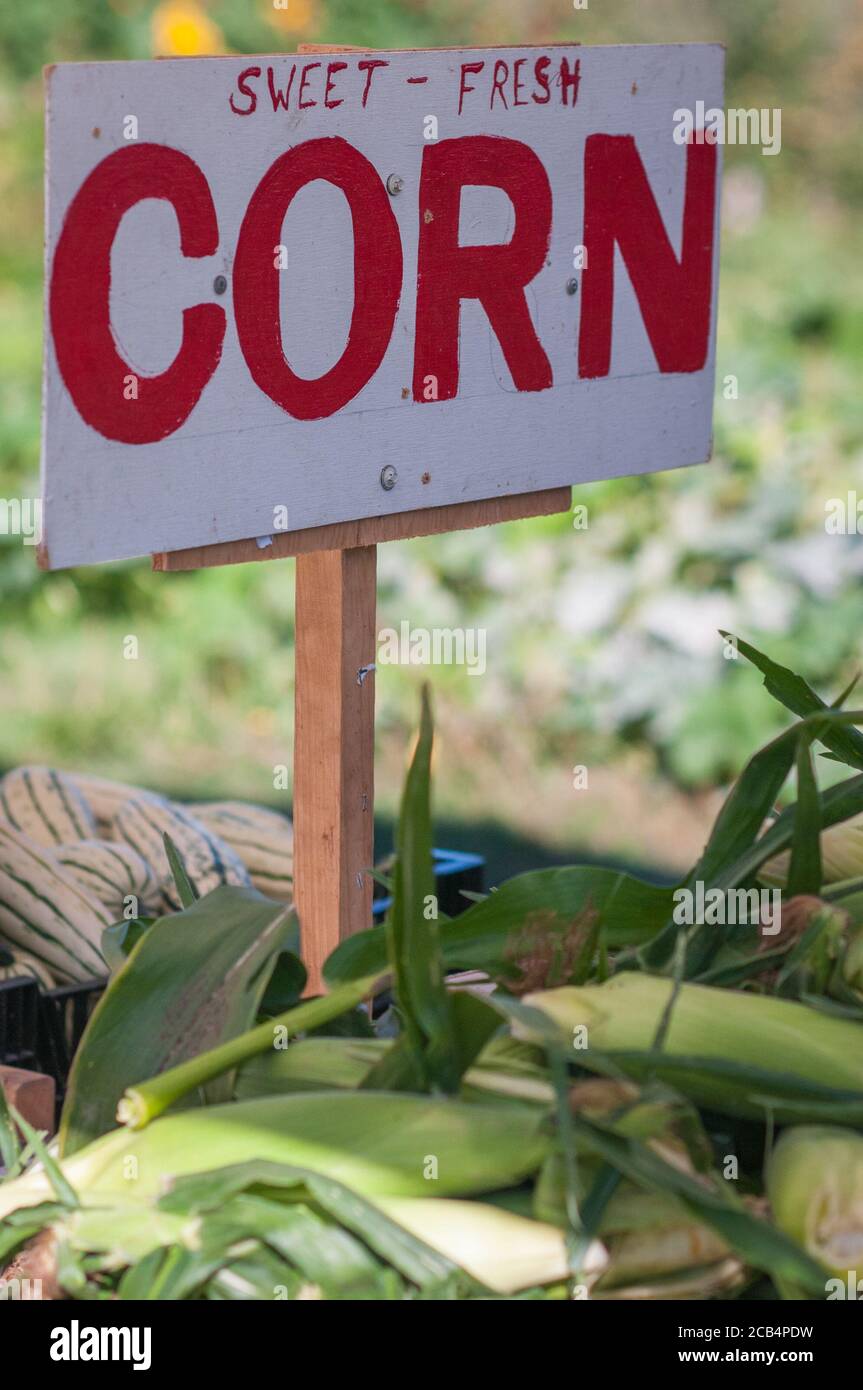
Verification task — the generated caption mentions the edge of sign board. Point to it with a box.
[151,487,573,572]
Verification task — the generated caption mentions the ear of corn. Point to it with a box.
[0,1092,551,1221]
[518,973,863,1122]
[372,1198,598,1294]
[533,1138,736,1291]
[767,1126,863,1281]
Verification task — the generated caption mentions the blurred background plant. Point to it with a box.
[1,0,862,880]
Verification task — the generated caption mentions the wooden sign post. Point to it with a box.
[40,42,723,991]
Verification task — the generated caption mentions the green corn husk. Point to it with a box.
[517,973,863,1123]
[0,1091,550,1221]
[767,1126,863,1281]
[236,1034,555,1107]
[236,1039,389,1097]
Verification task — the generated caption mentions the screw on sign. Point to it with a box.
[42,44,722,569]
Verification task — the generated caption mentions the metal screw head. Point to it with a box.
[386,173,404,197]
[213,274,228,295]
[380,464,398,491]
[566,278,579,296]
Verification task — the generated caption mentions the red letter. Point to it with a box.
[49,144,224,444]
[358,59,388,107]
[532,57,551,104]
[230,66,260,116]
[268,64,296,111]
[325,60,347,109]
[298,61,320,109]
[490,59,508,109]
[413,136,552,402]
[513,58,528,107]
[578,135,717,378]
[558,57,581,107]
[233,137,402,421]
[458,61,484,115]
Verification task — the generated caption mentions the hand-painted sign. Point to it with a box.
[42,44,723,567]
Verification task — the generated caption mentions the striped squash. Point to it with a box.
[55,839,160,917]
[0,766,95,846]
[112,796,252,910]
[0,823,110,983]
[0,945,57,990]
[64,772,146,839]
[191,800,293,901]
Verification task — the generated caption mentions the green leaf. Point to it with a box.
[325,867,674,987]
[787,733,823,896]
[640,726,796,973]
[724,632,863,772]
[0,1073,20,1172]
[644,746,863,979]
[163,832,199,907]
[205,1192,400,1299]
[161,1159,481,1293]
[60,886,294,1155]
[101,916,154,974]
[117,1245,219,1301]
[0,1203,66,1267]
[360,989,502,1094]
[735,772,863,886]
[259,948,307,1015]
[385,685,459,1092]
[10,1106,79,1207]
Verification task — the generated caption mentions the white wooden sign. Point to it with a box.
[41,44,723,568]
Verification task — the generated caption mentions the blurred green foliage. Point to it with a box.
[0,0,862,870]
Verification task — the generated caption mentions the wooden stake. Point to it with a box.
[294,546,377,994]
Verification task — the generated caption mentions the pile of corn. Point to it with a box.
[3,649,863,1301]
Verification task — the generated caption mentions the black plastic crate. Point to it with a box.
[37,978,107,1110]
[0,977,41,1072]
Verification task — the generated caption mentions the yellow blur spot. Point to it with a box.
[152,1,225,57]
[263,0,317,36]
[247,707,276,738]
